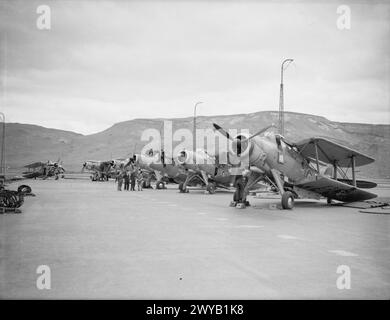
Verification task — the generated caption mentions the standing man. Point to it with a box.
[130,168,136,191]
[136,169,144,191]
[124,170,130,191]
[117,171,124,191]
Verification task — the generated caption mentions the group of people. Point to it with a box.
[116,167,144,191]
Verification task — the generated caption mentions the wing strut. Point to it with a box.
[333,160,337,179]
[351,155,356,187]
[314,141,320,176]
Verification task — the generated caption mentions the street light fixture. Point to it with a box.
[279,58,294,136]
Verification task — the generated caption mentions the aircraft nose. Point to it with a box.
[177,150,190,165]
[232,134,250,157]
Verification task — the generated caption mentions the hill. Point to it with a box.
[3,111,389,178]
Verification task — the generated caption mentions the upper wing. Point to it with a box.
[24,161,45,168]
[296,176,377,202]
[295,137,374,167]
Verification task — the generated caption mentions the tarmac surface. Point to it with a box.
[1,177,389,299]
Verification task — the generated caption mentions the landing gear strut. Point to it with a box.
[178,182,189,193]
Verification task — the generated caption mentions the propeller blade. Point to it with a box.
[244,124,276,142]
[213,123,233,141]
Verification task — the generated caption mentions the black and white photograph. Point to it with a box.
[0,0,389,306]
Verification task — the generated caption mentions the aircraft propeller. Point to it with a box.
[212,123,233,141]
[213,123,275,143]
[213,123,276,156]
[244,124,276,142]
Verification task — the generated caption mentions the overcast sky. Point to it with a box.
[1,0,389,134]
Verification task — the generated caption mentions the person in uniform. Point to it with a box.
[130,169,136,191]
[117,171,124,191]
[136,169,144,191]
[124,170,130,191]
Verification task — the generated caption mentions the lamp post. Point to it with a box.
[279,58,294,136]
[1,35,7,180]
[0,112,5,178]
[193,101,203,163]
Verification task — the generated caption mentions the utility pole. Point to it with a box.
[193,101,203,163]
[1,34,7,180]
[279,58,294,136]
[0,112,5,178]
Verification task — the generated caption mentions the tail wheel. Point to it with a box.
[281,191,294,210]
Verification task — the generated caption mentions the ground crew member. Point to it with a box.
[136,169,144,191]
[130,169,136,191]
[124,171,130,191]
[117,172,124,191]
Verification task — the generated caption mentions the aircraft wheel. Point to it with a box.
[281,191,294,210]
[327,197,332,204]
[156,181,165,190]
[206,183,216,194]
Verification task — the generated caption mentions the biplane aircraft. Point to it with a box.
[140,150,188,189]
[213,123,377,209]
[111,158,133,179]
[82,160,114,181]
[111,158,131,171]
[22,160,65,180]
[132,149,228,191]
[121,153,166,189]
[175,148,243,194]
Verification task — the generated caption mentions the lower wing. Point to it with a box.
[296,176,377,202]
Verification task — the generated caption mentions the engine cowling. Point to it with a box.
[230,133,268,172]
[231,133,252,159]
[177,150,191,165]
